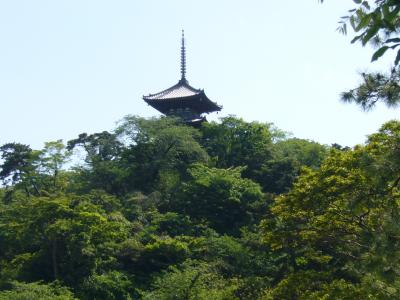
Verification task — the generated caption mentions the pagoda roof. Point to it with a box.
[143,79,222,114]
[143,79,201,100]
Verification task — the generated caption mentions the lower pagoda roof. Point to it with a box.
[143,79,222,115]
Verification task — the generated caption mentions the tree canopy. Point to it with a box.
[1,114,399,298]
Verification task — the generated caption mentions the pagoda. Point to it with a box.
[143,31,222,126]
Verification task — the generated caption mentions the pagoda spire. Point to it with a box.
[180,30,186,82]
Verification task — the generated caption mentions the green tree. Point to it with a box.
[321,0,400,109]
[174,164,265,235]
[116,116,208,194]
[201,116,302,194]
[79,271,138,300]
[37,140,71,192]
[0,281,76,300]
[273,138,328,170]
[143,260,239,300]
[0,143,40,197]
[67,131,127,195]
[201,116,273,176]
[262,120,400,298]
[256,138,328,194]
[0,194,131,286]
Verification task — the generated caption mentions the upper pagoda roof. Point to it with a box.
[143,79,201,101]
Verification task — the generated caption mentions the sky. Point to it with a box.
[0,0,398,149]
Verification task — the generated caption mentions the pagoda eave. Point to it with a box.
[143,93,221,115]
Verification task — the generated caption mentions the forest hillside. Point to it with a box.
[1,115,400,299]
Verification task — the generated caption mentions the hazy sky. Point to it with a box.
[0,0,398,149]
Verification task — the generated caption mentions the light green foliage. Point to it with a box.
[140,236,189,271]
[37,140,71,193]
[143,260,239,300]
[79,271,137,300]
[262,272,368,300]
[0,281,76,300]
[0,194,131,285]
[263,120,400,298]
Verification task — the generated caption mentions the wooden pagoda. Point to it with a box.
[143,31,222,126]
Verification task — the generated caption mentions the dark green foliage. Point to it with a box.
[116,116,209,194]
[174,164,264,235]
[0,143,40,196]
[273,138,328,170]
[202,116,275,191]
[200,116,273,179]
[341,69,400,110]
[0,143,36,185]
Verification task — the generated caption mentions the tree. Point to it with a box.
[79,271,138,300]
[67,131,127,195]
[0,281,76,300]
[67,131,122,164]
[257,138,328,194]
[200,116,274,175]
[262,120,400,298]
[273,138,328,170]
[0,194,131,286]
[143,260,239,300]
[0,143,40,196]
[321,0,400,109]
[174,164,265,235]
[38,140,71,192]
[116,116,209,194]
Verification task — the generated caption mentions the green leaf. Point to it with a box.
[371,46,389,62]
[394,50,400,65]
[362,1,370,10]
[355,14,372,31]
[386,38,400,44]
[351,34,363,44]
[362,25,380,45]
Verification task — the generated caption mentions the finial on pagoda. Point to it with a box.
[180,30,186,82]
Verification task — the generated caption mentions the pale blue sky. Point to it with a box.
[0,0,398,149]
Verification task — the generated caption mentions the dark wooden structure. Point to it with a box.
[143,31,222,126]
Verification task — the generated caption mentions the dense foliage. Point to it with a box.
[1,115,399,298]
